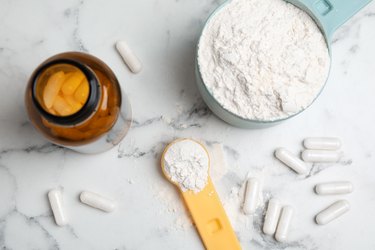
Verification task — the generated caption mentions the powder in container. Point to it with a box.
[163,140,209,193]
[198,0,330,121]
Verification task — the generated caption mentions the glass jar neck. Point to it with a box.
[31,59,101,126]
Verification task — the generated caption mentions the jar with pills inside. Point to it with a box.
[25,52,132,153]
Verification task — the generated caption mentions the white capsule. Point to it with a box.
[315,200,350,225]
[243,178,260,215]
[275,148,308,175]
[315,181,353,195]
[80,191,116,212]
[301,150,340,163]
[275,206,294,242]
[48,189,68,226]
[303,137,341,150]
[263,198,282,235]
[116,40,142,73]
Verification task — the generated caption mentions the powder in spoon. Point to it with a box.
[198,0,330,121]
[163,140,209,193]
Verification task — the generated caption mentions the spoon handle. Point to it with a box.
[181,177,241,250]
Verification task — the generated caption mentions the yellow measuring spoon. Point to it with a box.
[161,138,241,250]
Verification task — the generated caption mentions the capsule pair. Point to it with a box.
[302,137,341,163]
[313,181,352,225]
[48,189,116,227]
[275,137,342,173]
[263,198,294,242]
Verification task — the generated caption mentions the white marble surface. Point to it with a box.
[1,0,375,249]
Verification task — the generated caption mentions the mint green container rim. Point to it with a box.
[195,0,372,129]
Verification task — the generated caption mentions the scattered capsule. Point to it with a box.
[315,181,353,195]
[80,191,116,212]
[303,137,341,150]
[275,148,308,175]
[43,71,65,108]
[263,198,282,235]
[48,189,68,226]
[243,178,260,215]
[315,200,350,225]
[275,206,294,242]
[301,150,340,163]
[116,40,143,73]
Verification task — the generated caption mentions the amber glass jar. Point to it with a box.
[25,52,132,153]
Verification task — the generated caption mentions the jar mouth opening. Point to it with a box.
[31,59,101,126]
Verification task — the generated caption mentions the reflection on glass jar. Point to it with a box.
[25,52,132,154]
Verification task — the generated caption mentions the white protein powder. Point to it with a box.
[198,0,330,121]
[163,139,209,193]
